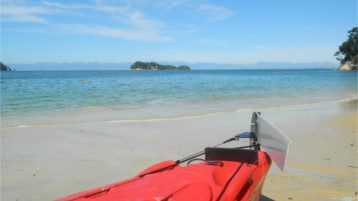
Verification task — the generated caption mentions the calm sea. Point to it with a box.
[1,69,357,128]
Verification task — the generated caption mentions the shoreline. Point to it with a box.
[1,100,357,201]
[2,97,357,130]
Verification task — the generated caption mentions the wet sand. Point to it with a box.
[1,100,357,201]
[262,102,357,201]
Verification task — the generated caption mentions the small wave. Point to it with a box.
[84,106,108,112]
[1,110,249,129]
[149,98,175,105]
[149,98,191,106]
[2,97,356,130]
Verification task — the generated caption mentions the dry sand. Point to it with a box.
[261,101,357,201]
[1,100,357,201]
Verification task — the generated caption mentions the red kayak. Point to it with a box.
[56,112,291,201]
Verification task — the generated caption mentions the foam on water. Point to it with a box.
[2,98,357,130]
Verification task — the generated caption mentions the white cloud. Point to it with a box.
[42,1,130,15]
[1,3,51,23]
[128,10,165,29]
[154,1,234,21]
[1,4,50,15]
[0,3,47,24]
[2,15,47,23]
[41,1,166,31]
[195,4,233,21]
[155,0,190,10]
[59,24,172,42]
[1,0,171,42]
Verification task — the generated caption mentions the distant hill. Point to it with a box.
[8,62,132,71]
[130,61,190,70]
[164,61,337,70]
[8,61,337,71]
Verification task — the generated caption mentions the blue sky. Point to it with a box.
[1,0,357,65]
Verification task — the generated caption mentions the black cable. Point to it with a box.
[161,194,173,201]
[215,160,245,201]
[178,142,225,163]
[214,148,264,201]
[138,162,179,178]
[186,158,223,166]
[137,135,257,178]
[138,142,226,177]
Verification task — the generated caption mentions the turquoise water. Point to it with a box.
[1,69,357,127]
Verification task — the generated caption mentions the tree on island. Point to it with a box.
[334,27,357,70]
[1,62,13,71]
[177,65,190,70]
[130,61,191,70]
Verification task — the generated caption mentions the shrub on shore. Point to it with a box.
[334,27,357,71]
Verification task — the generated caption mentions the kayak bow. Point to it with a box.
[56,112,291,201]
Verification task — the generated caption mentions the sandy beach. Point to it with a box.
[1,100,357,201]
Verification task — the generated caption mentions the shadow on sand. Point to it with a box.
[259,194,275,201]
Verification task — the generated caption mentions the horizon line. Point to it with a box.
[4,68,338,72]
[5,61,338,65]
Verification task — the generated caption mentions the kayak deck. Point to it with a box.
[56,148,271,201]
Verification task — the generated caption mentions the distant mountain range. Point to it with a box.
[8,61,338,71]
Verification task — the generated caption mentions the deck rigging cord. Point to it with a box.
[138,141,225,178]
[186,158,224,166]
[138,133,262,201]
[214,151,267,201]
[138,133,253,178]
[215,160,245,201]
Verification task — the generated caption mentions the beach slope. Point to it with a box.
[1,100,357,201]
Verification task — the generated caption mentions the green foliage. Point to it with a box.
[130,61,191,70]
[130,61,155,70]
[178,65,191,70]
[1,62,13,71]
[334,27,358,67]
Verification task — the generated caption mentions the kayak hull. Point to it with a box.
[56,148,271,201]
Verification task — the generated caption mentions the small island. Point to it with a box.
[1,62,14,71]
[130,61,190,71]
